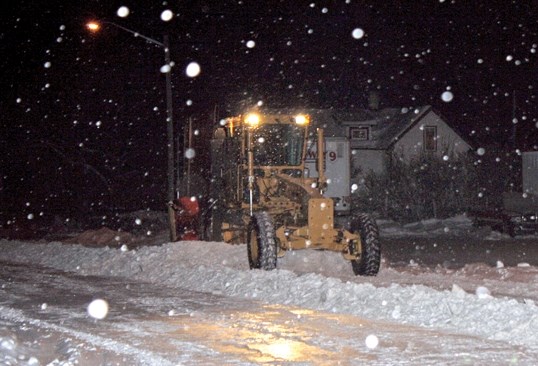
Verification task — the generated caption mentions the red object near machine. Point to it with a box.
[173,196,200,240]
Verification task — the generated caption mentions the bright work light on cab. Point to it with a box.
[294,114,309,126]
[245,113,261,127]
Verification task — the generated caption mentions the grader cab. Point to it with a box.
[207,110,380,275]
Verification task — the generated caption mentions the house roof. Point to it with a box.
[354,106,433,150]
[306,106,433,150]
[258,106,469,150]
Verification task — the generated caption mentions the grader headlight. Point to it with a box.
[294,114,309,126]
[245,113,261,127]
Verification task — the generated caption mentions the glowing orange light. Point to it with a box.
[245,113,261,127]
[86,22,101,32]
[294,114,309,125]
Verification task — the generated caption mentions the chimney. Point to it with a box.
[368,91,380,110]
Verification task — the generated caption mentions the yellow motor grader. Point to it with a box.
[206,110,380,275]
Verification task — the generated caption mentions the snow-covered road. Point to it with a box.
[1,237,538,365]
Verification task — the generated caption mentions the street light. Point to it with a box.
[86,20,178,241]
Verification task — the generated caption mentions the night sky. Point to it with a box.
[1,1,537,221]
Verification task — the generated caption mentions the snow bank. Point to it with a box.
[1,239,538,350]
[378,214,475,237]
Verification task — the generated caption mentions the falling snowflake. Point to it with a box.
[186,62,201,77]
[87,299,109,319]
[185,148,196,159]
[365,334,379,349]
[441,91,453,102]
[160,64,172,73]
[352,28,365,39]
[161,10,174,22]
[117,6,130,18]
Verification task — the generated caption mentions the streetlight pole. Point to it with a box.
[163,35,178,242]
[163,35,175,204]
[86,20,178,241]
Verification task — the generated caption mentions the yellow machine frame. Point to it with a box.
[218,112,361,258]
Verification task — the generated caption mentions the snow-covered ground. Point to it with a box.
[1,216,538,364]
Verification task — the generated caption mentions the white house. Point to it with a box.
[307,106,473,184]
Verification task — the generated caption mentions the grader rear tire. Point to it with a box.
[350,213,381,276]
[247,211,277,270]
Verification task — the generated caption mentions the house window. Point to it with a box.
[423,126,437,152]
[350,126,369,141]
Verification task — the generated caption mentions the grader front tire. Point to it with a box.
[247,212,277,271]
[350,213,381,276]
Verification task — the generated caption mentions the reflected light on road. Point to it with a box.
[167,309,340,363]
[248,339,307,361]
[165,304,373,364]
